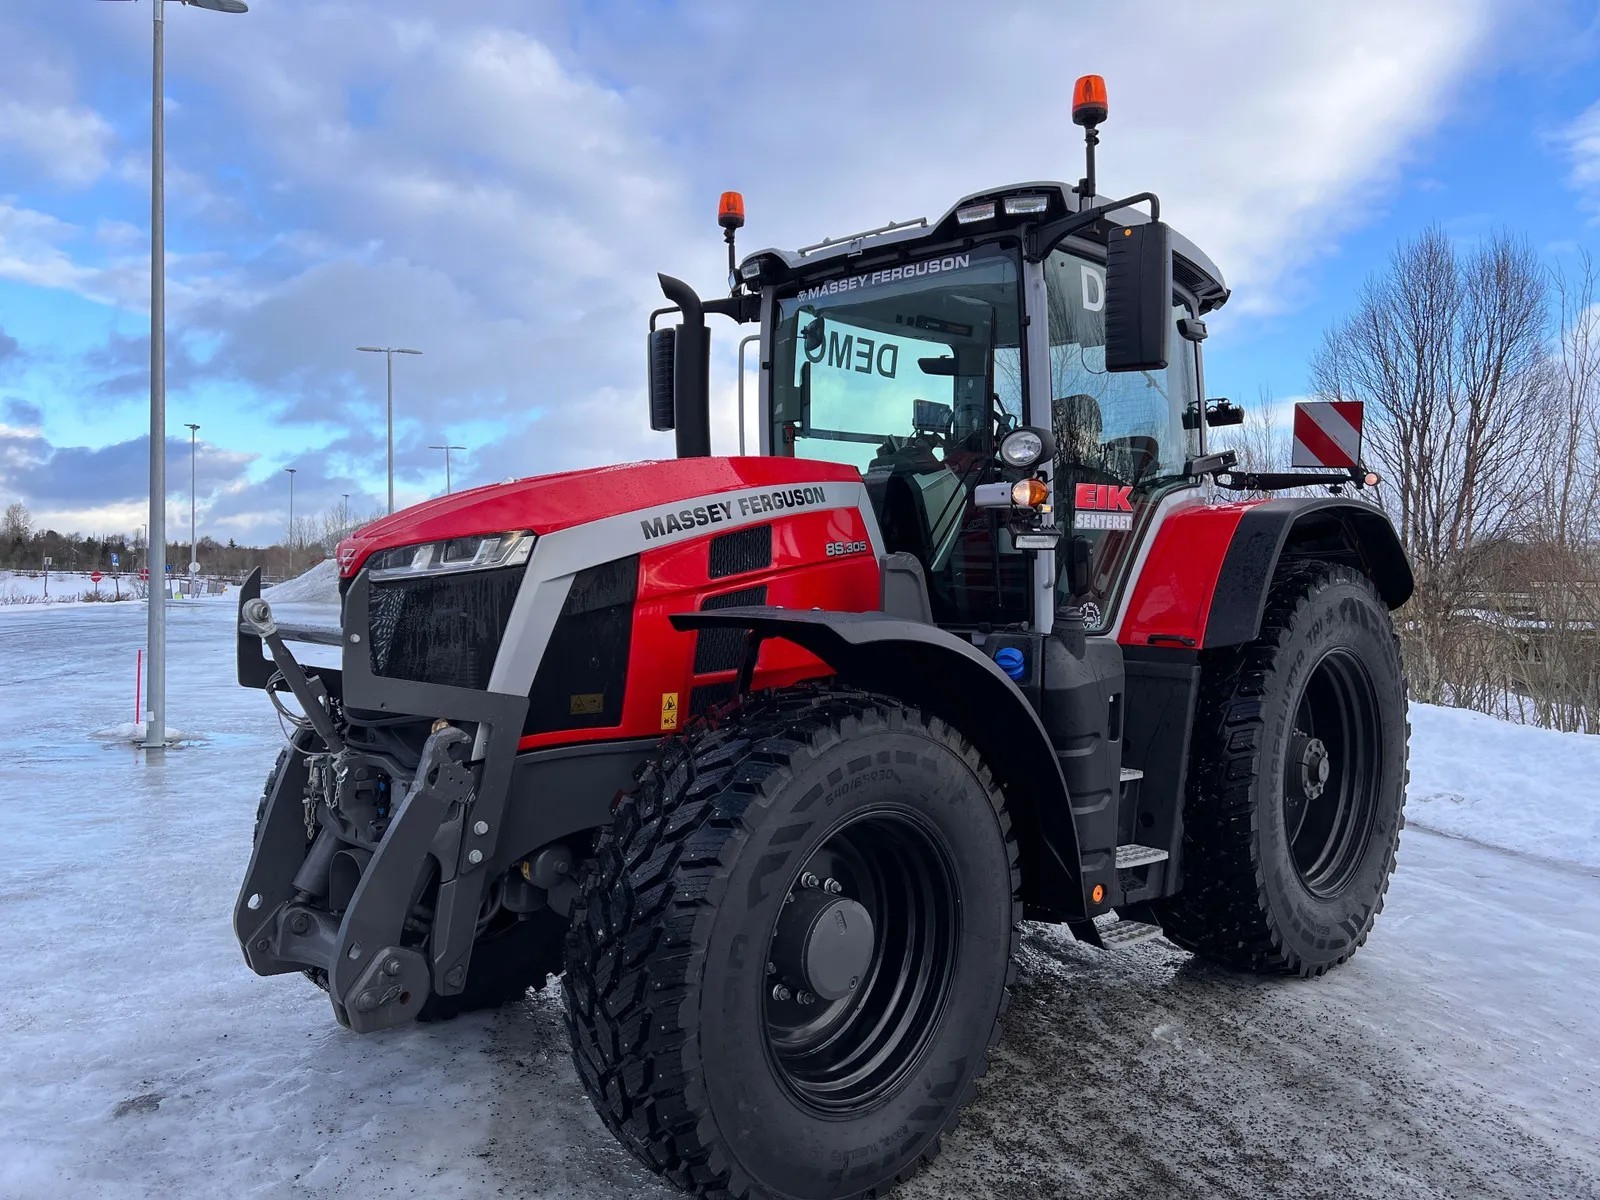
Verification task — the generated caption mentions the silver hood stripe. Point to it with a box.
[469,479,883,759]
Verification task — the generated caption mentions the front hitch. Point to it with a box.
[235,723,476,1033]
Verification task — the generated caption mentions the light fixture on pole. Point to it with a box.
[184,422,200,575]
[285,467,297,577]
[98,0,249,749]
[356,345,423,515]
[428,443,466,494]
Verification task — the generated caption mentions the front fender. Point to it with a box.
[668,607,1091,917]
[1120,497,1413,650]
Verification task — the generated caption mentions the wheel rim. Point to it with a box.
[763,808,960,1114]
[1283,648,1383,897]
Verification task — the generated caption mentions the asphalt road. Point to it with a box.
[2,600,1596,1200]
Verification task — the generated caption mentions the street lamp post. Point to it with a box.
[99,0,250,748]
[356,345,423,514]
[285,467,297,577]
[185,422,200,575]
[428,443,466,495]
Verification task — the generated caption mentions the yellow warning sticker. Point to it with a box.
[660,691,680,730]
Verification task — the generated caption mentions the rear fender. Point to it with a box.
[668,607,1091,918]
[1119,497,1413,650]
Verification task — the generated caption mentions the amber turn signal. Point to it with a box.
[1091,883,1106,904]
[1011,478,1049,508]
[718,191,746,231]
[1072,74,1108,127]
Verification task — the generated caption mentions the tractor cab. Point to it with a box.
[648,76,1234,642]
[742,182,1230,636]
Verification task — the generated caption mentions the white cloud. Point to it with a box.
[1564,97,1600,216]
[0,100,112,187]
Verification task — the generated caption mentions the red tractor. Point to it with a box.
[235,77,1410,1200]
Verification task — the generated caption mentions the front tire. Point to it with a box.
[1156,562,1408,976]
[563,690,1020,1199]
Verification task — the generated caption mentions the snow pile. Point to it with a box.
[262,558,339,604]
[90,722,202,745]
[1408,701,1600,870]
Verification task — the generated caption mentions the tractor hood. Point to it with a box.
[335,456,860,578]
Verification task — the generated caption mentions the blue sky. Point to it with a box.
[1,0,1598,545]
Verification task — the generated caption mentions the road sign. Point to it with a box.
[140,567,150,581]
[43,557,52,567]
[111,553,120,567]
[1292,400,1364,469]
[189,561,200,575]
[165,563,173,573]
[91,571,103,584]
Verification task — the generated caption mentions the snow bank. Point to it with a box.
[262,558,339,604]
[0,569,133,606]
[1408,702,1600,870]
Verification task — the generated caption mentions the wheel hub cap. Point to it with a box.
[1291,732,1331,802]
[772,892,874,1001]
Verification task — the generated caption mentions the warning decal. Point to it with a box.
[660,692,680,730]
[1292,401,1364,469]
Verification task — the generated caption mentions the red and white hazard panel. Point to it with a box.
[1292,401,1364,469]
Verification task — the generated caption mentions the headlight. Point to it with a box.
[366,530,535,580]
[1000,426,1053,469]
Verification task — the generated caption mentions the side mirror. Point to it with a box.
[1104,221,1172,373]
[1183,398,1244,429]
[648,328,676,432]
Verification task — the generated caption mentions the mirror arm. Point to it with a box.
[1024,191,1162,262]
[703,293,761,323]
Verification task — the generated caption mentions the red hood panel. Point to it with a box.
[336,457,861,577]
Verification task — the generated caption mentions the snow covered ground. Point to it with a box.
[1,600,1596,1199]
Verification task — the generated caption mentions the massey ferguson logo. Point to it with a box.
[639,486,830,541]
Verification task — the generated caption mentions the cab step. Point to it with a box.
[1119,767,1144,783]
[1114,843,1169,869]
[1093,913,1165,949]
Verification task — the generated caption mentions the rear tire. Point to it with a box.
[252,749,564,1020]
[563,689,1020,1199]
[1156,562,1408,976]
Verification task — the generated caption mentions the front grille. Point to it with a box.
[693,585,767,674]
[708,524,773,579]
[524,555,639,736]
[367,566,523,690]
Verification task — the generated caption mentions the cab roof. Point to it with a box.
[740,180,1230,313]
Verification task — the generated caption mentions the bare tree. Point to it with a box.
[1311,227,1550,701]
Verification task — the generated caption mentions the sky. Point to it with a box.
[1,0,1599,547]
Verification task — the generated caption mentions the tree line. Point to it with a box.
[1226,228,1600,732]
[1,499,379,584]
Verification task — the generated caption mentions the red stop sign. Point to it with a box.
[91,571,103,584]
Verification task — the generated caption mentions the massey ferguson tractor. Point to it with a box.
[234,76,1411,1199]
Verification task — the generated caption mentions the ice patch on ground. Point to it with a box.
[1407,702,1600,870]
[263,558,339,604]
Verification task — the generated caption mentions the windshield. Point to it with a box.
[771,243,1023,467]
[770,243,1029,627]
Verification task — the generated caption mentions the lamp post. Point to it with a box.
[184,422,200,575]
[99,0,250,749]
[429,443,466,495]
[285,467,297,577]
[356,345,423,514]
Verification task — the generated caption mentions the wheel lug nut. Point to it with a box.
[801,872,820,889]
[824,878,842,894]
[772,984,791,1002]
[797,991,816,1005]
